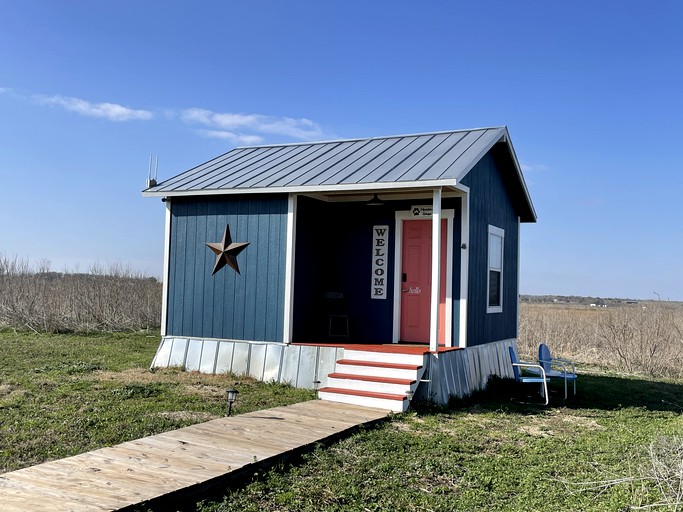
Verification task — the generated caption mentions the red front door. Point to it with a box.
[400,219,447,344]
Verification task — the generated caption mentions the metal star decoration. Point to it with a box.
[205,225,250,276]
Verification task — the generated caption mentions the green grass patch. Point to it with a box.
[195,373,683,512]
[0,330,314,473]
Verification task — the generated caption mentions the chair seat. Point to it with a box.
[526,367,576,380]
[545,369,577,380]
[519,376,547,384]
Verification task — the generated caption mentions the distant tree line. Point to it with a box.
[0,255,161,333]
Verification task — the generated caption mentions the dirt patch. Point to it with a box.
[519,425,554,437]
[157,411,219,423]
[518,411,603,437]
[93,368,238,386]
[555,412,603,430]
[0,387,31,406]
[183,384,226,398]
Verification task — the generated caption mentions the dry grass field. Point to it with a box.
[518,301,683,378]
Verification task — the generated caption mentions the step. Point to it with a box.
[319,387,410,413]
[336,359,422,380]
[343,349,426,366]
[327,373,417,395]
[328,373,416,385]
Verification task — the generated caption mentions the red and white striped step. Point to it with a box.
[319,348,427,412]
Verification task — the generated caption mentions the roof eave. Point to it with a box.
[500,127,537,223]
[452,127,537,223]
[142,179,459,198]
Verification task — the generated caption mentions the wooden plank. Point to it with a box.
[120,437,249,468]
[159,424,296,450]
[126,435,261,466]
[0,478,94,512]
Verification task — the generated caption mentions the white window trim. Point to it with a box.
[487,224,504,314]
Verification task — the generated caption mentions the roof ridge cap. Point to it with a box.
[234,127,506,150]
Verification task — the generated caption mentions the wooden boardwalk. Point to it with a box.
[0,400,388,511]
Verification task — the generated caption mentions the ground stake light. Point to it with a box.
[226,388,239,416]
[313,380,321,399]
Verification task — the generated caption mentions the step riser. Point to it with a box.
[327,377,416,395]
[335,364,418,380]
[318,391,408,412]
[343,349,426,366]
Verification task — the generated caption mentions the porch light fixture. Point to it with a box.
[366,193,384,206]
[226,387,239,416]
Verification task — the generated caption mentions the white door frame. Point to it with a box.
[392,208,454,347]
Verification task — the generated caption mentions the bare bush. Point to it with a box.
[519,302,683,378]
[569,436,683,510]
[599,305,683,377]
[0,255,161,332]
[640,436,683,510]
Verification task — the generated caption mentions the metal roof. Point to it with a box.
[143,127,536,221]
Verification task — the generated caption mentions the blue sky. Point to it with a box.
[1,1,681,300]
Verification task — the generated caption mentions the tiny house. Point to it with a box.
[143,127,536,411]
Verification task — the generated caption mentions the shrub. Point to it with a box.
[0,255,161,332]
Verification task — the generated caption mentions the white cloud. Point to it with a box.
[0,86,10,93]
[36,95,153,122]
[181,107,325,143]
[199,129,264,145]
[521,162,549,173]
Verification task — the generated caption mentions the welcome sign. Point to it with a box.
[371,225,389,299]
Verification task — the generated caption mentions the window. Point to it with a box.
[487,225,504,313]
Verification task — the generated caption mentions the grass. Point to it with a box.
[0,328,314,473]
[2,329,682,511]
[194,375,683,512]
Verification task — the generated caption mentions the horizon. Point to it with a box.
[1,1,682,301]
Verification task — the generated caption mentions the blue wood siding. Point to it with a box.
[167,195,287,342]
[461,148,520,346]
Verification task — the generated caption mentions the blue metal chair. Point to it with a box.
[538,343,577,399]
[508,346,549,405]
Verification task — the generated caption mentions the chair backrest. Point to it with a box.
[508,346,521,381]
[538,343,552,372]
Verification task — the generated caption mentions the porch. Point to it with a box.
[290,191,469,351]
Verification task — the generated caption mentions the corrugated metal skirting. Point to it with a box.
[418,338,516,404]
[151,337,517,404]
[151,337,342,389]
